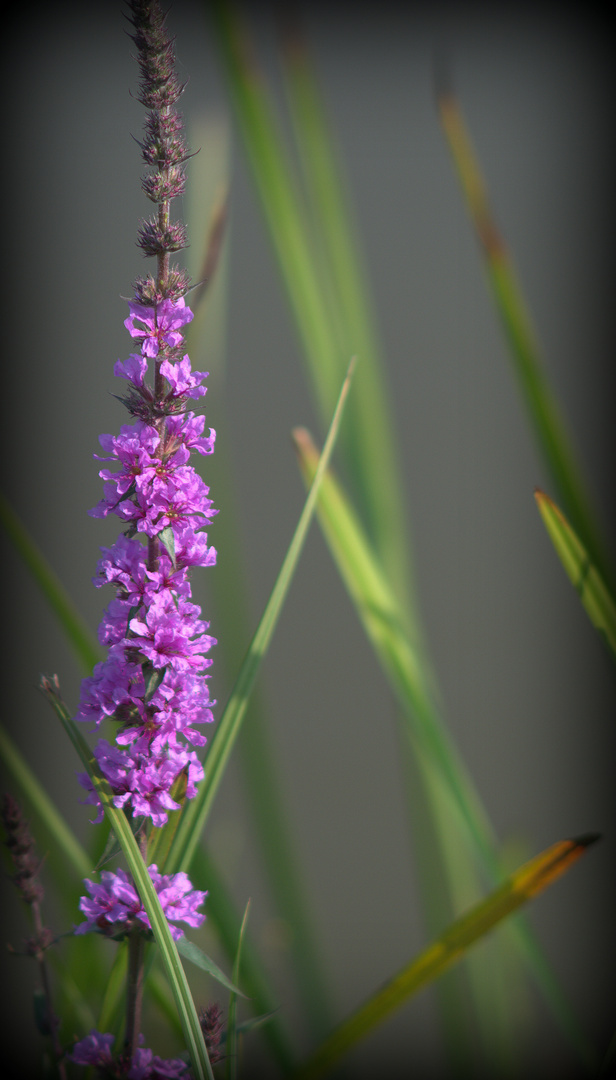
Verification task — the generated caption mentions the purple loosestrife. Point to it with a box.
[75,0,217,833]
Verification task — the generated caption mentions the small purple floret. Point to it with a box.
[75,864,207,941]
[124,297,193,358]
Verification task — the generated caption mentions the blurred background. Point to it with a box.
[2,1,615,1076]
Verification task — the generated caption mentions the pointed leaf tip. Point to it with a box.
[570,832,601,850]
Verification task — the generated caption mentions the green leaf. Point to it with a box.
[158,525,177,569]
[143,662,167,703]
[278,24,412,604]
[227,900,251,1080]
[176,937,246,998]
[535,489,616,661]
[292,429,495,869]
[294,836,599,1079]
[40,681,214,1080]
[436,89,612,590]
[166,359,355,874]
[191,847,296,1073]
[0,720,91,881]
[0,490,101,674]
[292,430,596,1064]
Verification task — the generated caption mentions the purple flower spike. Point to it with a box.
[125,297,193,358]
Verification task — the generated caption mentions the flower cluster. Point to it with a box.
[76,299,217,827]
[75,864,206,941]
[71,1029,190,1078]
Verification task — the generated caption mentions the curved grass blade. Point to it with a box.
[534,489,616,661]
[167,359,355,874]
[0,721,91,881]
[40,681,214,1080]
[208,0,343,419]
[436,87,612,589]
[278,20,412,606]
[293,429,595,1064]
[227,899,251,1080]
[293,429,496,870]
[191,847,297,1073]
[294,835,599,1080]
[97,941,128,1036]
[0,490,101,674]
[176,937,245,998]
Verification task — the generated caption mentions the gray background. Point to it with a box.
[1,1,614,1077]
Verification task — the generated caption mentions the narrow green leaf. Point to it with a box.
[295,836,599,1080]
[0,721,91,880]
[279,24,412,605]
[227,899,251,1080]
[436,89,612,589]
[97,942,128,1036]
[192,847,297,1073]
[157,525,177,569]
[167,360,355,873]
[293,430,595,1064]
[40,681,214,1080]
[176,937,246,997]
[208,0,342,424]
[293,429,496,870]
[535,489,616,661]
[0,490,101,674]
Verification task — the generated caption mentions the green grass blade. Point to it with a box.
[176,938,245,997]
[167,360,355,874]
[279,24,412,604]
[293,429,496,870]
[294,835,598,1080]
[293,430,595,1064]
[436,90,612,588]
[0,490,101,674]
[535,489,616,661]
[97,942,128,1036]
[193,847,296,1074]
[226,899,250,1080]
[207,0,344,424]
[41,683,214,1080]
[0,721,91,881]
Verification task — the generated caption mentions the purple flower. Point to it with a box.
[75,864,206,941]
[70,1029,116,1067]
[114,352,149,387]
[70,1030,190,1077]
[124,298,193,358]
[160,355,208,400]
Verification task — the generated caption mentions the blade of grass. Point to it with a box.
[293,428,595,1065]
[226,899,251,1080]
[167,359,355,874]
[0,490,101,674]
[278,19,412,608]
[293,428,496,869]
[0,721,91,880]
[208,0,344,419]
[209,9,514,1064]
[294,835,599,1080]
[436,86,612,589]
[534,489,616,661]
[192,847,297,1074]
[41,683,214,1080]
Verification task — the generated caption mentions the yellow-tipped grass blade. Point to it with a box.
[535,489,616,662]
[437,88,609,589]
[294,835,599,1080]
